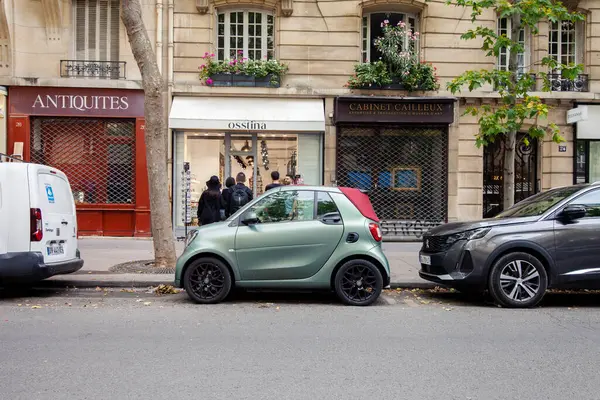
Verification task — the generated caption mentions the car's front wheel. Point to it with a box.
[488,252,548,308]
[183,257,232,304]
[334,259,383,306]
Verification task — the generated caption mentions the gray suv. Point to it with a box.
[418,183,600,308]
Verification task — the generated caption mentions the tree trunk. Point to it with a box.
[121,0,176,268]
[503,11,522,210]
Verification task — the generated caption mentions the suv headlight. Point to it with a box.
[446,228,490,246]
[185,229,199,248]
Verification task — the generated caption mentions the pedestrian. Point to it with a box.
[221,176,236,219]
[283,176,293,185]
[265,171,282,191]
[228,172,253,216]
[197,176,222,226]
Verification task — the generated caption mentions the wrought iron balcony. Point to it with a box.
[548,73,589,92]
[60,60,126,79]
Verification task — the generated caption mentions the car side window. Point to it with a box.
[249,190,315,223]
[569,189,600,218]
[317,192,339,217]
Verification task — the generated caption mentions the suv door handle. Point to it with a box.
[319,212,341,224]
[61,221,69,225]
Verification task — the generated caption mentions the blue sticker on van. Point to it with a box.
[45,184,55,203]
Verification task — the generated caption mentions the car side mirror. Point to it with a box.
[559,205,586,221]
[242,211,259,225]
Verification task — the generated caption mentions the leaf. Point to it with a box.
[143,302,152,306]
[95,286,102,291]
[31,305,42,309]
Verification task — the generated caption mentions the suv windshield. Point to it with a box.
[496,185,586,218]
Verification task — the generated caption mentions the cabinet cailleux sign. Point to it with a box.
[9,86,145,117]
[334,97,455,124]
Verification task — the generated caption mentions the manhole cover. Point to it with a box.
[109,260,176,274]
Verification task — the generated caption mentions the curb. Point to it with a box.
[34,278,437,290]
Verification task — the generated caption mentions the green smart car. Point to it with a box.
[175,186,390,306]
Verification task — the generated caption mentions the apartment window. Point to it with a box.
[74,0,120,61]
[549,20,582,68]
[217,11,275,61]
[362,12,419,63]
[497,17,527,74]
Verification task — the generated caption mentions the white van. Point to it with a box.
[0,158,83,283]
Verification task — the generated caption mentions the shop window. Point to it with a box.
[361,12,419,63]
[217,11,275,61]
[497,17,528,74]
[575,140,600,184]
[250,190,315,223]
[30,118,136,205]
[74,0,120,62]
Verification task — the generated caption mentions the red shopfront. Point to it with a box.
[7,86,150,237]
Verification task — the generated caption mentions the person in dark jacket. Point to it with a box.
[197,176,222,225]
[221,176,236,218]
[227,172,253,216]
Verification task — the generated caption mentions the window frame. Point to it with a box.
[216,9,275,61]
[72,0,120,62]
[496,17,529,74]
[548,20,583,71]
[361,12,420,63]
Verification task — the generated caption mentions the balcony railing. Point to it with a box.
[60,60,126,79]
[548,73,589,92]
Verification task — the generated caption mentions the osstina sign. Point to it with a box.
[227,121,267,130]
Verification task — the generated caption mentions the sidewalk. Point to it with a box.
[43,238,434,289]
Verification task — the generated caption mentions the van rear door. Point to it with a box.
[29,165,77,264]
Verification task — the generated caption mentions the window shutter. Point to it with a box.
[99,0,108,61]
[109,0,120,62]
[87,0,97,59]
[75,0,87,60]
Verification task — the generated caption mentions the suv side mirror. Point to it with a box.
[559,204,587,221]
[241,211,259,225]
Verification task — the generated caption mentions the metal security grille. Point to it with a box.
[30,118,136,205]
[336,125,448,240]
[483,134,538,218]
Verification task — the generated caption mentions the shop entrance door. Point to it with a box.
[225,134,259,197]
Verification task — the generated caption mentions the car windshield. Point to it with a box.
[495,185,586,218]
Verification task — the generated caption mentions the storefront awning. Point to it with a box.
[169,97,325,132]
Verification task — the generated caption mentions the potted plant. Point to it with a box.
[346,20,439,91]
[199,52,288,88]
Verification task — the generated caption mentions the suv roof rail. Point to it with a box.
[0,152,26,163]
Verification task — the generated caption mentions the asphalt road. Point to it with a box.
[1,289,600,400]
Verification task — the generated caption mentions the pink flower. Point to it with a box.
[399,21,406,27]
[238,50,243,54]
[415,32,420,36]
[206,78,213,85]
[200,64,206,69]
[384,19,389,24]
[204,52,209,56]
[210,53,215,57]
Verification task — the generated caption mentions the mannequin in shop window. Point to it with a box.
[197,176,222,226]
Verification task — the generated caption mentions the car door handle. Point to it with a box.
[61,221,69,225]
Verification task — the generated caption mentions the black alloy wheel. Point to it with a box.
[334,259,383,306]
[183,257,232,304]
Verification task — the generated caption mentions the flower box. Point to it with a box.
[255,74,280,88]
[209,73,232,87]
[232,74,255,87]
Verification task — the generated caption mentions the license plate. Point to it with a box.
[47,244,64,256]
[419,255,431,265]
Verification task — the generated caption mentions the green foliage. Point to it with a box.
[346,20,439,91]
[198,52,288,86]
[445,0,585,146]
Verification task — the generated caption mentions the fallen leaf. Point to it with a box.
[31,305,42,309]
[155,284,179,295]
[444,307,453,311]
[276,306,280,310]
[143,302,152,306]
[420,300,431,305]
[136,299,143,303]
[17,304,22,307]
[121,289,135,293]
[95,287,102,291]
[88,271,92,274]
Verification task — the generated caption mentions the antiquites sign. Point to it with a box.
[334,97,455,124]
[9,86,145,117]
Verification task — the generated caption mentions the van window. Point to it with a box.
[37,173,74,215]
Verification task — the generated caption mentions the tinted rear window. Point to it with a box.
[37,173,74,215]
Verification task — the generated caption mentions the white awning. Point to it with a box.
[169,96,325,132]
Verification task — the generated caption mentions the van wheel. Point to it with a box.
[334,260,383,306]
[488,252,548,308]
[183,258,232,304]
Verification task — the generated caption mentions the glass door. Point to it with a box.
[225,134,259,197]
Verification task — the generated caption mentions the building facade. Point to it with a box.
[2,0,600,238]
